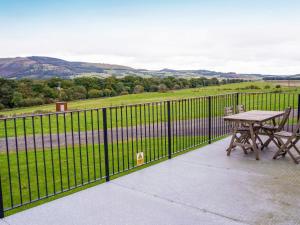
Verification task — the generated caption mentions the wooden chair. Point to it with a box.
[224,106,234,116]
[273,120,300,164]
[261,107,291,150]
[225,106,252,154]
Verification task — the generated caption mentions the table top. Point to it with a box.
[223,110,285,123]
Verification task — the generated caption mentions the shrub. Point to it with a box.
[88,89,102,98]
[71,86,87,99]
[149,85,159,92]
[239,85,260,90]
[103,88,113,97]
[158,84,168,93]
[120,91,129,95]
[0,103,5,110]
[21,98,44,107]
[264,85,270,89]
[173,84,181,90]
[275,84,281,88]
[133,85,144,94]
[247,85,260,89]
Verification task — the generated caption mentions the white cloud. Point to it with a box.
[1,16,300,75]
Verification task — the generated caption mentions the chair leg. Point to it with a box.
[238,133,249,154]
[256,134,264,146]
[262,134,273,150]
[272,138,281,149]
[227,132,237,156]
[273,137,287,159]
[261,130,273,150]
[286,150,299,164]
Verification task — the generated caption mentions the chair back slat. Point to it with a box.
[224,106,234,116]
[237,104,246,113]
[277,107,291,131]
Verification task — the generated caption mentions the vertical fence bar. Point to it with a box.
[298,94,300,122]
[208,96,212,144]
[167,101,172,159]
[102,108,110,182]
[0,173,3,218]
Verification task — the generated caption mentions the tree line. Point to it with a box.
[263,77,300,80]
[0,76,245,110]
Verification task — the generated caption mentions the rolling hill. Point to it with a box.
[0,56,289,80]
[0,56,132,79]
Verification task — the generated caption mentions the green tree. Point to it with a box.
[12,92,24,107]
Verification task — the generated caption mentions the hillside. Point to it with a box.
[0,56,290,80]
[0,56,132,79]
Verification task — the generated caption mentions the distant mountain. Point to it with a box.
[0,56,293,80]
[0,56,132,79]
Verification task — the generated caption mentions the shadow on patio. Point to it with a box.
[1,136,300,225]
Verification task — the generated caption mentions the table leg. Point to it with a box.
[249,123,259,160]
[227,125,237,156]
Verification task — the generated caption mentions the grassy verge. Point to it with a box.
[0,135,210,215]
[1,81,299,117]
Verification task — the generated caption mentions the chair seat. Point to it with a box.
[274,131,295,138]
[262,124,279,131]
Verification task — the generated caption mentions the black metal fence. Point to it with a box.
[0,92,299,217]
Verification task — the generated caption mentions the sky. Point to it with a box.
[0,0,300,75]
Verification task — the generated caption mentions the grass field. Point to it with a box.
[0,135,208,214]
[1,81,299,116]
[0,81,299,138]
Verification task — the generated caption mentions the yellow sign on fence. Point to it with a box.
[136,152,144,166]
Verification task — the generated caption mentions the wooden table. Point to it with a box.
[224,110,285,160]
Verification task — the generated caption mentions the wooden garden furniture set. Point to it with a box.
[224,106,300,164]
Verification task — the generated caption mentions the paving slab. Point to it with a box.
[0,219,8,225]
[3,181,245,225]
[2,137,300,225]
[113,137,300,225]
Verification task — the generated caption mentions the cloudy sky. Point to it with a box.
[0,0,299,75]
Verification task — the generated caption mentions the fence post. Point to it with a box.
[298,94,300,122]
[102,108,110,182]
[236,92,239,106]
[167,101,172,159]
[208,96,212,144]
[0,173,4,218]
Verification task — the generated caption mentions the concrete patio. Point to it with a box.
[1,137,300,225]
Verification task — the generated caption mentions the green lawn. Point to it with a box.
[0,135,208,214]
[1,81,299,138]
[1,81,299,116]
